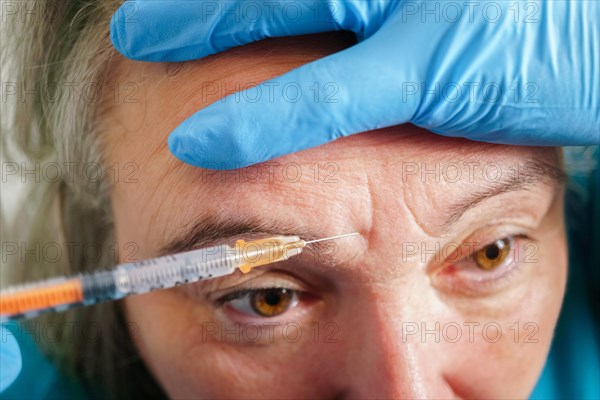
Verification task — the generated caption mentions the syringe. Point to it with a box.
[0,233,358,320]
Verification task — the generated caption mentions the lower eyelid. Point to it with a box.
[218,305,307,327]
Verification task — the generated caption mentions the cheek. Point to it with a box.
[446,230,567,397]
[521,210,568,339]
[123,291,223,397]
[124,291,342,398]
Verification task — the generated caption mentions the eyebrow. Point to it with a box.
[443,158,566,227]
[159,217,320,256]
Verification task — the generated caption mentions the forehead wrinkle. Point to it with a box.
[396,143,562,236]
[442,157,565,228]
[126,159,206,248]
[395,133,558,168]
[401,181,442,239]
[361,170,376,250]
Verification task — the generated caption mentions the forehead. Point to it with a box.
[103,32,558,176]
[103,36,560,253]
[108,128,559,249]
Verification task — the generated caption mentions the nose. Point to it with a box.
[335,291,456,399]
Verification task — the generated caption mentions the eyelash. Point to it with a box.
[215,287,307,321]
[216,288,294,305]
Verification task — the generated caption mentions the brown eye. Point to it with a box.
[250,288,294,317]
[475,238,513,270]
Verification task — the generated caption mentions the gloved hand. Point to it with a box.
[0,325,22,392]
[111,0,599,169]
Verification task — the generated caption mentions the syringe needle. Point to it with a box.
[304,232,360,245]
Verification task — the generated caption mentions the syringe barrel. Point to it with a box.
[0,245,239,319]
[112,244,237,295]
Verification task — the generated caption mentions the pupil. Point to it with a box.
[264,290,282,306]
[485,244,500,260]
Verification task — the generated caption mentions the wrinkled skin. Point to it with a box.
[103,33,567,399]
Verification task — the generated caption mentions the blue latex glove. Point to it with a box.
[0,325,22,392]
[111,0,599,169]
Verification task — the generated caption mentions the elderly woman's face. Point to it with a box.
[104,34,567,398]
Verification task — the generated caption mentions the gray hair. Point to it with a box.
[1,1,164,397]
[1,1,595,399]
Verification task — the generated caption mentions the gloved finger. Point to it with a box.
[168,34,418,169]
[110,0,341,62]
[0,325,22,392]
